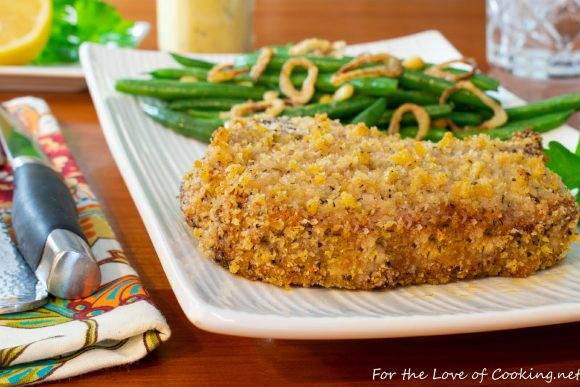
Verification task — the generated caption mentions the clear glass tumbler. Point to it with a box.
[486,0,580,79]
[157,0,255,53]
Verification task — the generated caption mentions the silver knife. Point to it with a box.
[0,106,100,299]
[0,216,48,314]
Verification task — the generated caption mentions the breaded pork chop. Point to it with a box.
[180,116,578,290]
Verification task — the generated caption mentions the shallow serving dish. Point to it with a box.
[80,30,580,339]
[0,21,149,92]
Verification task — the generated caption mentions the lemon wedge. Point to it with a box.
[0,0,52,65]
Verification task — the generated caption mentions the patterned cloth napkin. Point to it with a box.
[0,97,170,385]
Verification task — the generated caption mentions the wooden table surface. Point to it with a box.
[3,1,579,385]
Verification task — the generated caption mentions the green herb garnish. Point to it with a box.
[33,0,137,65]
[545,140,580,205]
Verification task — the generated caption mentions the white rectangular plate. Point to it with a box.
[0,65,86,92]
[81,30,580,339]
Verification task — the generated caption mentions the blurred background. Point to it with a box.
[1,0,578,125]
[114,1,489,62]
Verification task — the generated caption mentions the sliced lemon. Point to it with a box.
[0,0,52,65]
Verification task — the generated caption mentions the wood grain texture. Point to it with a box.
[1,0,579,385]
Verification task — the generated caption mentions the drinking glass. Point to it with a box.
[486,0,580,79]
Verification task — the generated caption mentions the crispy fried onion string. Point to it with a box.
[425,57,478,81]
[207,63,248,83]
[279,57,318,105]
[289,38,346,56]
[331,53,402,85]
[388,103,431,140]
[439,81,507,130]
[249,47,273,81]
[229,99,286,119]
[330,40,347,57]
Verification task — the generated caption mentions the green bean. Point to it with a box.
[351,98,386,126]
[185,110,223,119]
[150,65,399,95]
[142,104,223,142]
[151,67,209,80]
[151,67,256,86]
[424,64,500,91]
[168,98,247,111]
[171,53,215,69]
[282,97,375,118]
[378,104,453,126]
[455,110,574,140]
[505,93,580,120]
[235,52,346,72]
[348,77,399,95]
[397,127,448,142]
[399,70,492,110]
[239,51,409,75]
[115,79,267,100]
[447,111,483,127]
[257,72,398,94]
[383,90,439,106]
[451,71,499,91]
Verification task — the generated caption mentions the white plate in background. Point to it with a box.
[81,30,580,339]
[0,21,149,93]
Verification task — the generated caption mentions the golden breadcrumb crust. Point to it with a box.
[180,115,579,289]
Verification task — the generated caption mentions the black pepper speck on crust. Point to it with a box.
[180,116,579,290]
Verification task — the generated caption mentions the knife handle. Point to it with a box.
[12,160,100,299]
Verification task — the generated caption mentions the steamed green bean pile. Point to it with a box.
[115,42,580,144]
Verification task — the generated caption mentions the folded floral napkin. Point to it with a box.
[0,97,170,385]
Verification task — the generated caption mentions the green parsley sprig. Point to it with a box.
[33,0,137,65]
[545,139,580,205]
